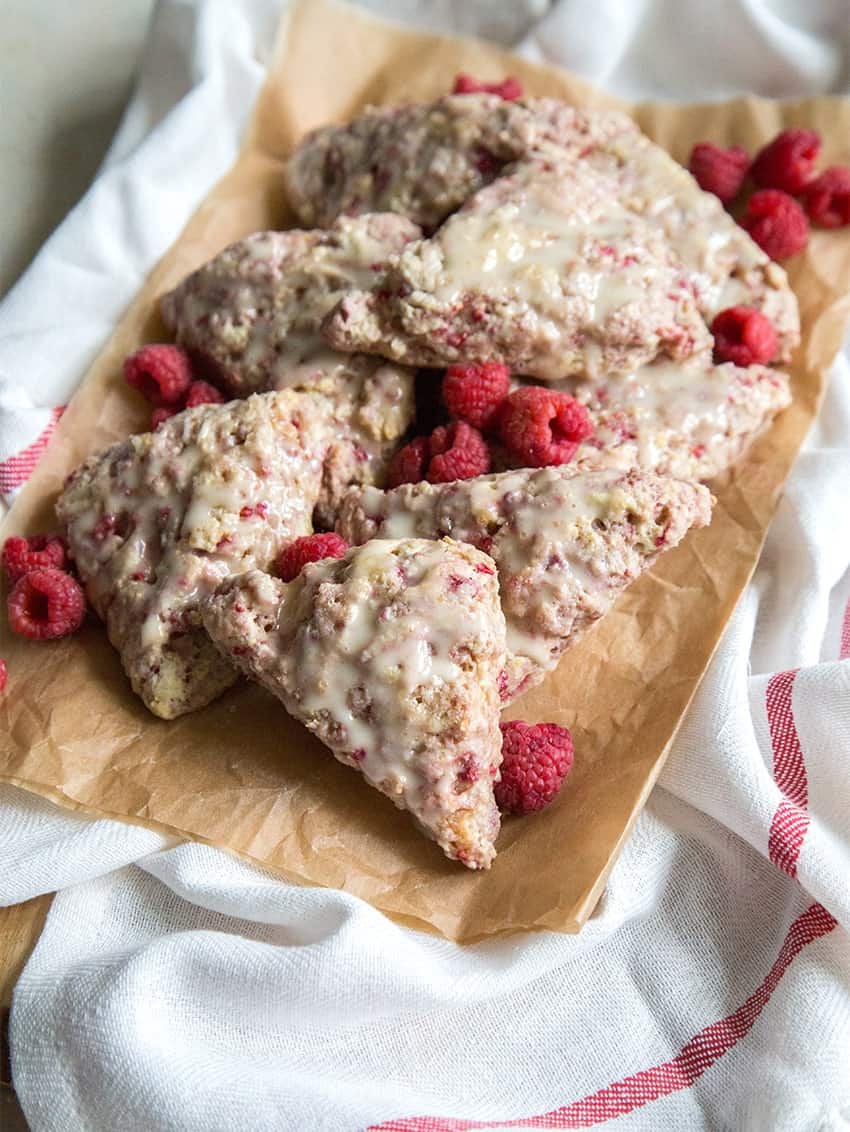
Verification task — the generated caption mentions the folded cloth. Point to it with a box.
[1,2,850,1130]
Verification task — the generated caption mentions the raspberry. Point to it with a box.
[7,568,85,640]
[151,406,179,430]
[688,143,749,205]
[442,362,510,430]
[2,534,67,584]
[740,189,808,260]
[453,73,523,101]
[0,659,6,693]
[750,128,820,194]
[499,386,594,468]
[277,533,349,582]
[387,437,430,488]
[495,720,574,815]
[185,381,225,408]
[802,167,850,229]
[427,421,490,483]
[123,344,192,407]
[711,306,778,367]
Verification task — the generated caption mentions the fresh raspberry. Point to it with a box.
[750,128,820,194]
[123,344,192,407]
[427,421,490,483]
[185,380,225,408]
[740,189,809,260]
[495,720,574,815]
[277,533,349,582]
[151,406,179,430]
[499,386,593,468]
[387,437,430,488]
[0,659,6,693]
[711,306,778,367]
[688,143,749,204]
[453,73,523,101]
[442,362,510,430]
[802,167,850,229]
[7,568,85,640]
[2,534,67,584]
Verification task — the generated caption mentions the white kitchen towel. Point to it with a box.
[1,1,850,1129]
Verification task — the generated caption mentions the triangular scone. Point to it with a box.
[202,538,506,869]
[57,391,334,719]
[581,130,800,360]
[336,468,712,701]
[160,214,420,396]
[323,158,710,381]
[555,353,791,481]
[285,93,636,231]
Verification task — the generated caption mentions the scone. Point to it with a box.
[336,467,713,700]
[202,537,506,869]
[323,157,710,381]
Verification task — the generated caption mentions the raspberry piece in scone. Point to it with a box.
[151,406,179,430]
[0,659,6,692]
[277,533,349,582]
[453,74,523,101]
[323,158,710,381]
[443,362,510,430]
[2,534,67,584]
[803,167,850,228]
[123,344,192,406]
[495,721,574,814]
[7,568,85,640]
[202,538,506,869]
[688,142,749,204]
[499,387,594,468]
[427,422,490,483]
[740,190,809,260]
[750,129,820,194]
[337,466,712,701]
[56,390,335,719]
[711,307,778,367]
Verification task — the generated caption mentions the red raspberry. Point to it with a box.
[185,381,225,408]
[802,167,850,229]
[750,128,820,194]
[387,437,430,488]
[711,306,778,367]
[151,406,179,430]
[495,720,574,815]
[688,143,749,205]
[740,189,808,260]
[427,421,490,483]
[0,659,6,693]
[453,73,523,101]
[499,386,593,468]
[123,344,192,407]
[7,568,85,640]
[2,534,67,584]
[442,362,510,430]
[277,533,349,582]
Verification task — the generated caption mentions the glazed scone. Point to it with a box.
[287,93,798,360]
[551,353,792,481]
[581,130,800,360]
[336,468,712,700]
[323,157,710,381]
[57,391,333,719]
[202,538,506,869]
[284,93,636,231]
[160,214,420,396]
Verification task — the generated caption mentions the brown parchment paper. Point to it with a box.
[2,0,850,943]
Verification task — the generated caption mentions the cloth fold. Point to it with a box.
[1,1,849,1129]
